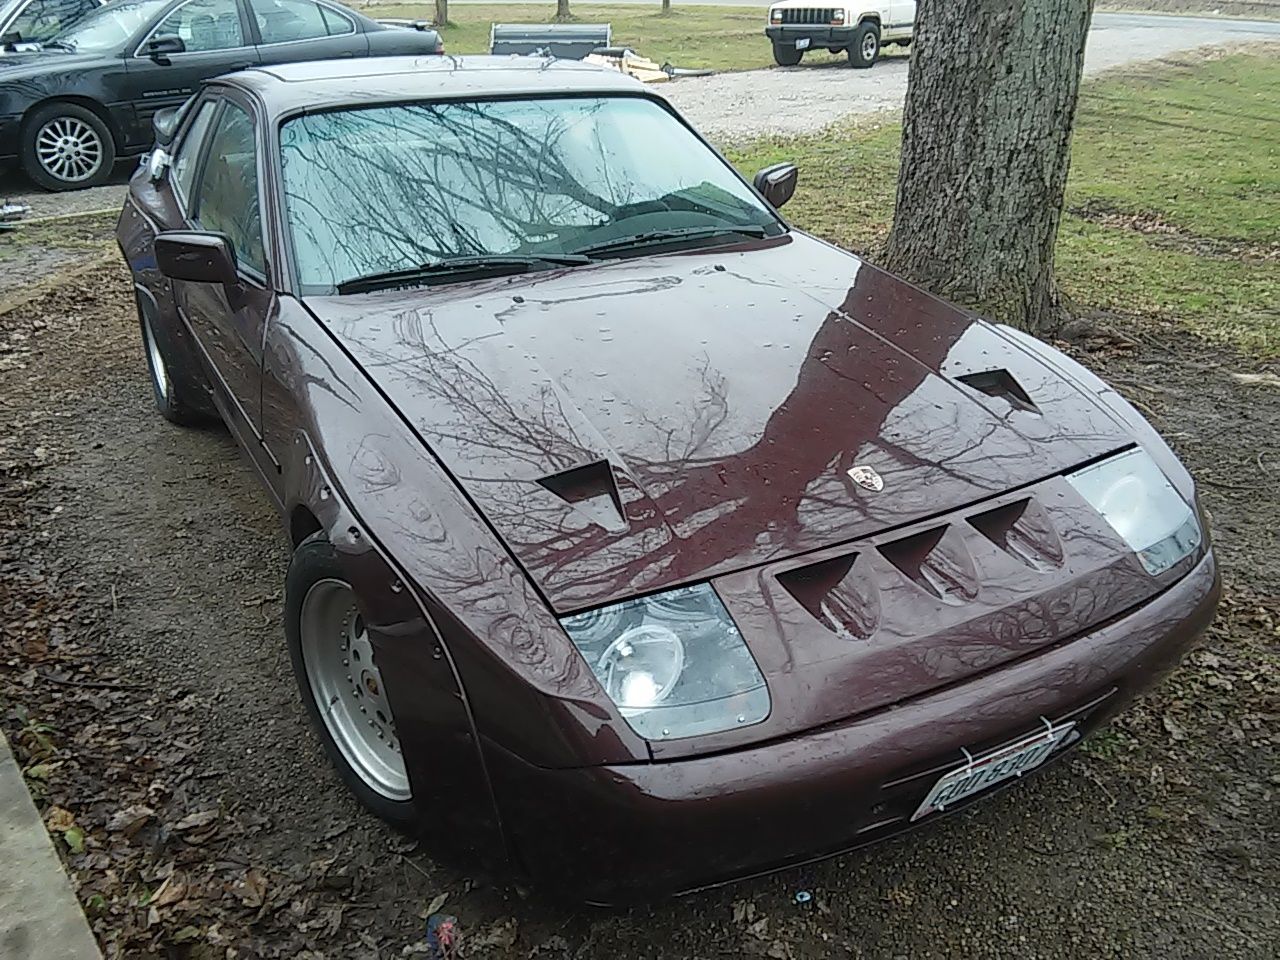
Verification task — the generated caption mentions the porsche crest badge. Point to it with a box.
[847,464,884,492]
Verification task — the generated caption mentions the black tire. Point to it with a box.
[285,533,418,831]
[21,101,116,191]
[772,42,804,67]
[137,296,217,426]
[848,21,880,68]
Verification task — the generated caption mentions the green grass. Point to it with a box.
[727,52,1280,357]
[369,3,781,71]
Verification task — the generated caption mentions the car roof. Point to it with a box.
[214,55,650,117]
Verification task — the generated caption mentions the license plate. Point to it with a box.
[795,38,811,50]
[911,722,1075,821]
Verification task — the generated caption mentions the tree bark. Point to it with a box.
[556,0,571,21]
[662,0,672,14]
[883,0,1094,335]
[433,0,448,27]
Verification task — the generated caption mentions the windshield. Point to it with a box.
[54,0,166,51]
[280,96,783,293]
[8,0,97,43]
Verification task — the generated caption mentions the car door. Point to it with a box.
[889,0,916,36]
[123,0,260,141]
[178,93,278,481]
[246,0,367,64]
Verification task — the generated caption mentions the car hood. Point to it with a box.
[304,233,1132,613]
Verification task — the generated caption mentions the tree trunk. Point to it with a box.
[883,0,1094,335]
[662,0,672,14]
[433,0,448,27]
[556,0,571,21]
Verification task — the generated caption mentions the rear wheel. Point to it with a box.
[848,21,880,68]
[772,42,804,67]
[21,102,115,191]
[286,534,416,829]
[138,300,216,426]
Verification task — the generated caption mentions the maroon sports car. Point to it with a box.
[115,56,1220,902]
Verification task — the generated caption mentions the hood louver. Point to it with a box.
[956,368,1039,413]
[537,459,628,533]
[777,553,882,641]
[967,497,1064,572]
[877,525,979,605]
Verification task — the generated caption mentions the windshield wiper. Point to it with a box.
[41,39,76,50]
[336,253,592,295]
[571,224,773,259]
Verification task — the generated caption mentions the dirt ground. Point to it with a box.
[1,216,1277,958]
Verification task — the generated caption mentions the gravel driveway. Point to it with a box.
[666,12,1280,139]
[2,12,1279,219]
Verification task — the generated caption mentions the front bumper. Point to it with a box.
[765,25,856,47]
[485,550,1219,903]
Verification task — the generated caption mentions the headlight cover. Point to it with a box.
[1068,448,1202,576]
[560,584,769,741]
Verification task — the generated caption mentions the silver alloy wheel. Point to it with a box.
[299,578,411,801]
[141,314,171,403]
[861,31,878,61]
[35,115,104,184]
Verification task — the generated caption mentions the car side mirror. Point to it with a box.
[147,33,185,61]
[152,106,180,146]
[753,163,798,209]
[0,30,21,47]
[156,231,238,285]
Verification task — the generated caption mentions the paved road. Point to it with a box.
[2,12,1277,214]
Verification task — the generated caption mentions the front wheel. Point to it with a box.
[772,42,804,67]
[848,21,880,68]
[21,102,116,191]
[286,534,417,829]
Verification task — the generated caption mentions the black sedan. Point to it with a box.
[0,0,441,189]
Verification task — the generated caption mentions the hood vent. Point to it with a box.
[967,497,1064,572]
[777,552,881,641]
[877,525,979,605]
[537,459,628,533]
[956,368,1038,413]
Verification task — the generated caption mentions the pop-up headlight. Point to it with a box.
[1068,448,1202,576]
[561,584,769,741]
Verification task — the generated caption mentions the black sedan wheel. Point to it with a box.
[22,102,116,191]
[286,534,416,829]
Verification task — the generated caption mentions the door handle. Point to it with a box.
[229,61,253,71]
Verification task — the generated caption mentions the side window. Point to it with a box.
[152,0,244,53]
[170,99,218,205]
[251,0,335,44]
[318,4,353,36]
[194,102,265,277]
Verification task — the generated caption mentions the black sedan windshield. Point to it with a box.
[54,0,165,51]
[280,96,783,293]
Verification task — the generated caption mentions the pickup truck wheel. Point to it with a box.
[848,22,880,68]
[772,42,804,67]
[21,102,116,191]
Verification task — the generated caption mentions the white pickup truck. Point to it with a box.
[765,1,915,68]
